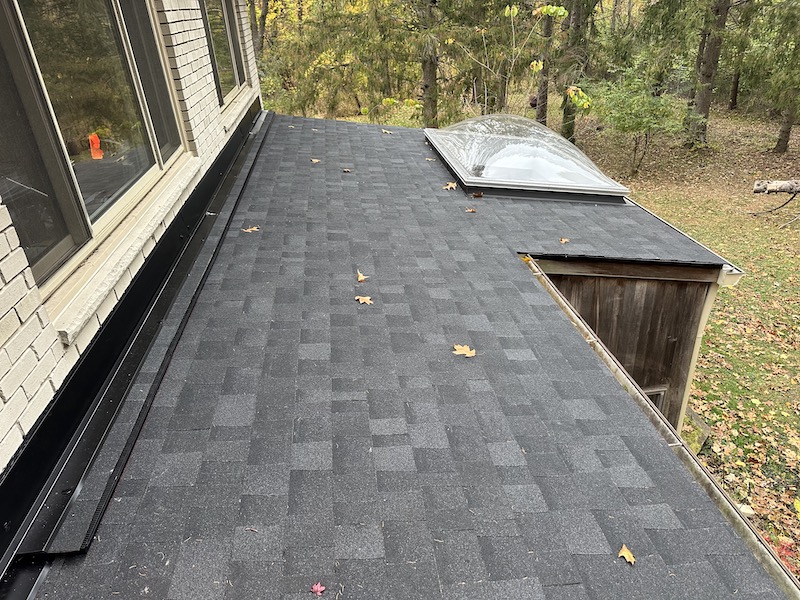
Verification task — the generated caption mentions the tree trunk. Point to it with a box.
[687,0,731,146]
[297,0,303,35]
[729,67,740,110]
[248,0,258,48]
[688,30,708,103]
[536,15,553,125]
[610,0,618,33]
[421,40,438,127]
[562,94,577,143]
[774,102,796,154]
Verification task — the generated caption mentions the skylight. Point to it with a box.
[425,114,630,198]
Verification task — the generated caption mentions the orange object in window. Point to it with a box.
[89,133,103,160]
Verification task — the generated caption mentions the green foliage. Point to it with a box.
[591,69,684,173]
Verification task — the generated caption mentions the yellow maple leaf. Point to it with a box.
[241,226,260,233]
[311,158,321,163]
[443,182,457,191]
[357,270,369,283]
[465,208,477,213]
[452,344,476,357]
[559,237,570,244]
[794,497,800,518]
[618,544,635,565]
[355,296,373,305]
[520,255,533,265]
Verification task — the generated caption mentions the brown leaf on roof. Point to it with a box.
[559,237,570,244]
[465,208,477,213]
[241,226,260,233]
[452,344,476,357]
[311,158,321,163]
[356,270,369,283]
[443,182,457,191]
[618,544,635,565]
[355,296,373,305]
[472,192,484,198]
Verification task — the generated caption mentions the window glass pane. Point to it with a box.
[224,0,245,85]
[0,37,75,275]
[18,0,156,221]
[204,0,237,96]
[119,0,181,161]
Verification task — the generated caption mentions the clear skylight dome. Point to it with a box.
[425,114,629,198]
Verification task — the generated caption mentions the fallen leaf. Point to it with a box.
[355,296,373,305]
[426,157,436,161]
[520,255,533,265]
[453,344,476,357]
[465,208,477,213]
[310,582,326,596]
[382,129,393,135]
[472,192,484,198]
[618,544,635,565]
[311,158,321,163]
[357,270,369,283]
[241,226,260,233]
[288,125,295,129]
[443,182,457,191]
[794,497,800,518]
[342,168,352,173]
[312,128,319,132]
[559,237,570,244]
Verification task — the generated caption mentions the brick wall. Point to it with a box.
[0,0,259,473]
[0,202,63,469]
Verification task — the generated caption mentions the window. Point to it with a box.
[201,0,245,102]
[18,0,157,222]
[0,5,90,280]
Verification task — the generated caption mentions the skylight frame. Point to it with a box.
[425,114,630,198]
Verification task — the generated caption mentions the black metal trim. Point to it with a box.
[0,98,261,587]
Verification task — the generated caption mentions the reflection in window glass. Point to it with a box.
[18,0,155,221]
[204,0,237,97]
[0,45,72,269]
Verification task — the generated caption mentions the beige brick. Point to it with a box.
[21,349,56,398]
[0,388,27,438]
[31,325,58,359]
[0,348,36,401]
[0,234,10,258]
[0,425,23,472]
[5,314,43,363]
[22,267,36,289]
[35,306,51,328]
[114,268,133,301]
[74,314,101,354]
[0,349,10,376]
[5,227,19,251]
[0,309,21,348]
[50,343,79,390]
[95,291,117,324]
[0,274,27,316]
[0,247,29,283]
[18,380,54,434]
[14,287,42,323]
[0,205,11,231]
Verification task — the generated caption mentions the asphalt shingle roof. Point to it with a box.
[36,115,786,599]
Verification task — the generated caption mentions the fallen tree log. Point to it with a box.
[753,179,800,193]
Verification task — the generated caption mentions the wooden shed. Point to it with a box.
[530,256,740,429]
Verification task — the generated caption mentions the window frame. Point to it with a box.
[200,0,247,106]
[6,0,187,286]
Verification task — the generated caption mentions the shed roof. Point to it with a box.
[36,115,789,599]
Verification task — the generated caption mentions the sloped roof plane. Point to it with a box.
[30,115,795,599]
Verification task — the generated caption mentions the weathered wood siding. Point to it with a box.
[548,274,711,427]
